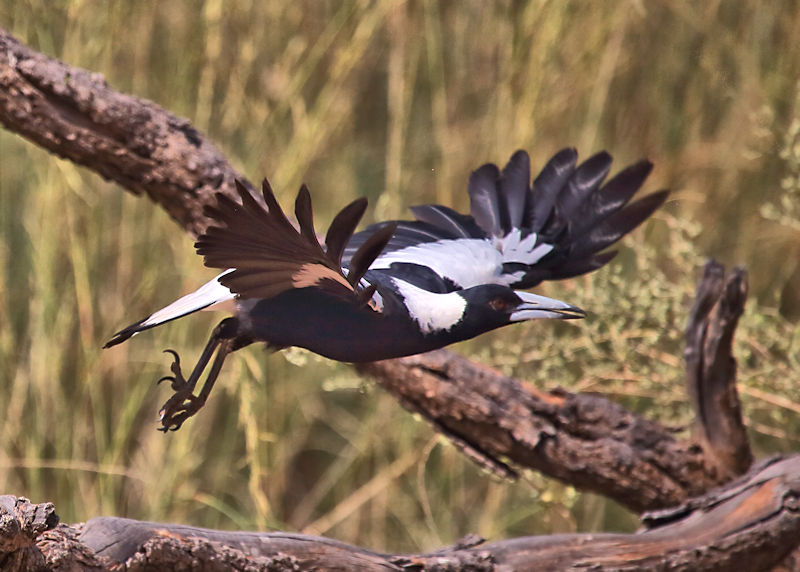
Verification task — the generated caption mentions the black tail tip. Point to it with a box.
[103,333,129,349]
[102,318,148,349]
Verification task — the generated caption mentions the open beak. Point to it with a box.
[509,291,586,322]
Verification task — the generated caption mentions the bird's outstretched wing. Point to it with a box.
[345,149,668,291]
[104,180,394,349]
[196,180,394,304]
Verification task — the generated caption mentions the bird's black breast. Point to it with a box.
[238,288,437,362]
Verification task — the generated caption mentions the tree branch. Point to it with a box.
[685,262,752,479]
[0,27,252,237]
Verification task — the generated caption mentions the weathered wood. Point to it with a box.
[2,456,800,570]
[360,351,710,513]
[0,495,60,571]
[0,27,253,238]
[685,262,752,480]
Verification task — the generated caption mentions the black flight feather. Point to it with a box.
[408,205,475,239]
[573,160,654,235]
[346,222,397,288]
[325,198,368,267]
[468,163,503,236]
[528,147,578,233]
[295,184,322,250]
[569,190,669,260]
[498,149,531,232]
[557,151,613,221]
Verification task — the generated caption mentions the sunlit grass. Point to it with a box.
[1,0,800,554]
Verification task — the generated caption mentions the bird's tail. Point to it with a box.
[104,271,235,348]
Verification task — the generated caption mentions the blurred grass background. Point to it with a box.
[1,0,800,553]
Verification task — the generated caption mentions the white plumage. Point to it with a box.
[138,270,235,331]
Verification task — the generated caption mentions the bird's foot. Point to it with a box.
[157,349,204,432]
[158,393,203,432]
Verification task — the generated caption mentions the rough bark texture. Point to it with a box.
[1,26,798,570]
[685,262,753,479]
[359,351,705,514]
[3,456,800,571]
[0,27,253,238]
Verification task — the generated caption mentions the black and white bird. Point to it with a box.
[105,148,667,431]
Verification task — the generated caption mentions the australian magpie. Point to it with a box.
[105,148,668,431]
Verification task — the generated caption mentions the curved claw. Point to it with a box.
[161,349,187,386]
[157,420,185,432]
[158,409,189,432]
[158,390,202,432]
[162,348,180,363]
[157,375,175,386]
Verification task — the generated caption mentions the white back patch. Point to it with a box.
[372,238,502,288]
[371,234,554,289]
[392,278,466,334]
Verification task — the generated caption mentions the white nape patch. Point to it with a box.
[372,238,503,288]
[392,278,466,334]
[141,270,235,328]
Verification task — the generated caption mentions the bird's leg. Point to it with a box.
[157,317,239,432]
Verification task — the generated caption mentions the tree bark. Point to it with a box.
[685,263,752,479]
[1,26,797,570]
[0,27,253,238]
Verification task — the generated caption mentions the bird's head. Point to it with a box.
[453,284,585,337]
[393,279,584,342]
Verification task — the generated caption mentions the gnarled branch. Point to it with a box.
[0,27,252,237]
[685,262,752,479]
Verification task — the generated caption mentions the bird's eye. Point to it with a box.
[489,297,508,311]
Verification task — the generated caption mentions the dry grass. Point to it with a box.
[1,0,800,552]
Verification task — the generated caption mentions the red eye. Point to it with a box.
[489,298,508,311]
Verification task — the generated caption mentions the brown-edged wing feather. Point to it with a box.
[294,184,322,249]
[197,180,354,301]
[196,179,393,305]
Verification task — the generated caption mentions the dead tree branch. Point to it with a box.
[0,27,252,237]
[685,262,752,479]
